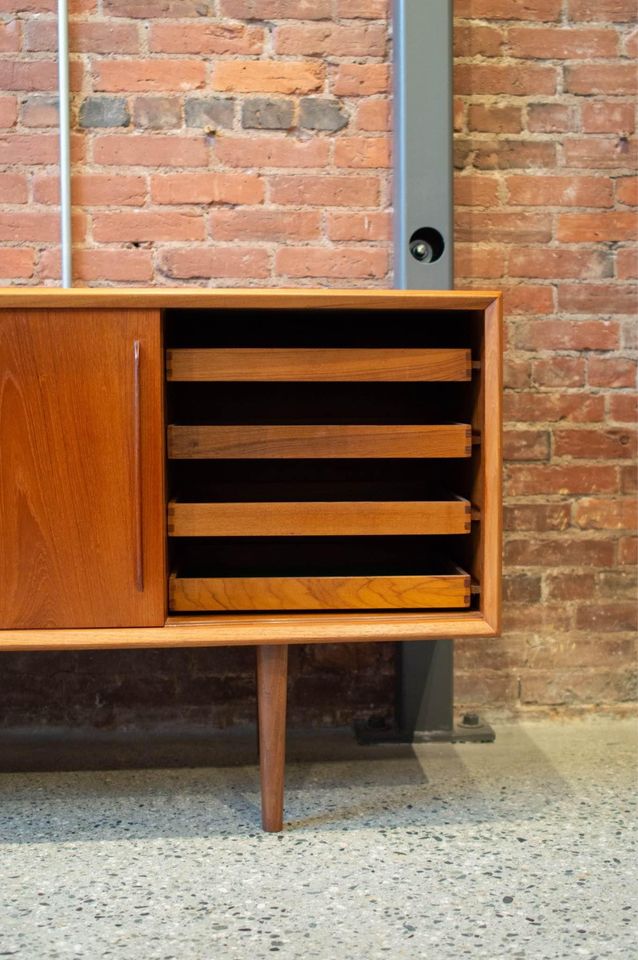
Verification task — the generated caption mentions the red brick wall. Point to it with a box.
[0,0,392,285]
[452,0,637,712]
[0,1,635,726]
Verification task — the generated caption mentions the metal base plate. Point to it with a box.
[354,717,495,745]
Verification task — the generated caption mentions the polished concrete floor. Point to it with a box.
[0,717,636,959]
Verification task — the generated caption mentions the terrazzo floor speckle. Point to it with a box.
[0,717,636,959]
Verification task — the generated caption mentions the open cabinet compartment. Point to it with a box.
[163,303,499,620]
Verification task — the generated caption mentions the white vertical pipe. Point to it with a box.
[57,0,72,287]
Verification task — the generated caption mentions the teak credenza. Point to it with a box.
[0,288,502,831]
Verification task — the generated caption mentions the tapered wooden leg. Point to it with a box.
[257,644,288,832]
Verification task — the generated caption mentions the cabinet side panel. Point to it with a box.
[0,309,165,629]
[480,297,503,631]
[468,298,502,630]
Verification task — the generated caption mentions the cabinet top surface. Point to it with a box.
[0,287,501,311]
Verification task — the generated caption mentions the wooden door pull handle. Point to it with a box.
[133,339,143,592]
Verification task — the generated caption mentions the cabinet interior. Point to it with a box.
[163,307,484,615]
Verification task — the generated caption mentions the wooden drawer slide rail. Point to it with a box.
[168,423,472,460]
[167,347,472,382]
[170,567,471,612]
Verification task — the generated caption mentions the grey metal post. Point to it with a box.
[393,0,453,291]
[394,0,453,738]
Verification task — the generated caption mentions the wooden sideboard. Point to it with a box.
[0,288,502,830]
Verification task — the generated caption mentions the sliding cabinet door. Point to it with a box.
[0,309,165,629]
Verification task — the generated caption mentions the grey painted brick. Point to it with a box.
[299,97,349,132]
[184,97,234,130]
[133,96,182,130]
[21,95,59,127]
[242,98,294,130]
[79,97,130,129]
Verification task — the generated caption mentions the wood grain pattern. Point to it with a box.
[0,288,502,312]
[168,423,472,460]
[170,571,471,611]
[0,308,166,629]
[167,347,471,382]
[168,498,471,537]
[0,611,497,651]
[257,644,288,832]
[0,287,503,650]
[480,296,503,633]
